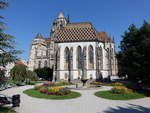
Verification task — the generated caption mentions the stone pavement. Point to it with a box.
[1,85,150,113]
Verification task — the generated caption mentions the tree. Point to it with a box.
[0,0,21,83]
[0,68,5,84]
[26,70,38,84]
[118,21,150,82]
[10,64,38,83]
[34,67,53,81]
[10,64,27,81]
[0,0,21,68]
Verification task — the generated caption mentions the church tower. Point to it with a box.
[50,12,68,37]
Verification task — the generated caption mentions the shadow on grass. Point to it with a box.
[100,104,150,113]
[136,89,150,97]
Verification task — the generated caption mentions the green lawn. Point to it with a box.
[0,107,17,113]
[95,90,146,100]
[23,88,81,100]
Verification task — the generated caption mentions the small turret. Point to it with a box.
[35,33,43,39]
[58,12,65,19]
[50,12,68,37]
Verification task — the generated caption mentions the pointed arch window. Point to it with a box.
[77,46,82,69]
[88,45,94,69]
[56,48,60,70]
[64,47,70,70]
[97,47,103,69]
[83,47,87,68]
[106,48,110,68]
[70,47,73,70]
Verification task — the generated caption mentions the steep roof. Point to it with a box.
[54,22,99,42]
[98,32,111,41]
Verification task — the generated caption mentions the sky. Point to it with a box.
[1,0,150,61]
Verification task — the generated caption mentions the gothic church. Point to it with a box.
[28,12,118,81]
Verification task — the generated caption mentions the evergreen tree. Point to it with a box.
[0,0,21,83]
[118,21,150,82]
[10,64,27,81]
[34,67,53,81]
[0,0,21,68]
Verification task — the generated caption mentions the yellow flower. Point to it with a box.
[50,86,63,92]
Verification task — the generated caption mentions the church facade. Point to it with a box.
[28,12,118,81]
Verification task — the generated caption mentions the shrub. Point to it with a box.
[0,69,5,84]
[111,86,133,94]
[126,82,142,90]
[112,82,123,86]
[34,67,53,81]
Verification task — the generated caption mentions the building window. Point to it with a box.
[56,48,60,70]
[64,47,70,70]
[83,47,87,68]
[38,61,41,68]
[88,45,94,69]
[70,47,73,70]
[106,48,110,68]
[77,46,82,69]
[99,47,103,69]
[44,60,47,67]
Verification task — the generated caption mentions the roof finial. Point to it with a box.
[67,14,70,23]
[35,33,43,39]
[58,11,65,19]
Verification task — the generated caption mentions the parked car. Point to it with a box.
[16,81,25,86]
[0,83,16,91]
[0,84,6,91]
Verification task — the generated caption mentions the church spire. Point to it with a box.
[67,15,70,23]
[35,33,43,39]
[58,12,65,19]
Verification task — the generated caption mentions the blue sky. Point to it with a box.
[1,0,150,61]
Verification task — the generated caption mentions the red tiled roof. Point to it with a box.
[98,32,111,41]
[44,38,51,42]
[15,61,27,66]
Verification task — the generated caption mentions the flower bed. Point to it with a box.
[95,85,147,100]
[95,90,146,100]
[23,88,81,100]
[90,81,104,85]
[111,82,123,86]
[23,82,81,99]
[39,86,71,96]
[111,86,133,94]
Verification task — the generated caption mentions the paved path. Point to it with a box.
[1,85,150,113]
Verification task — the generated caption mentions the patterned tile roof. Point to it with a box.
[54,22,99,42]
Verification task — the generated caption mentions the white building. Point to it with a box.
[28,12,118,82]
